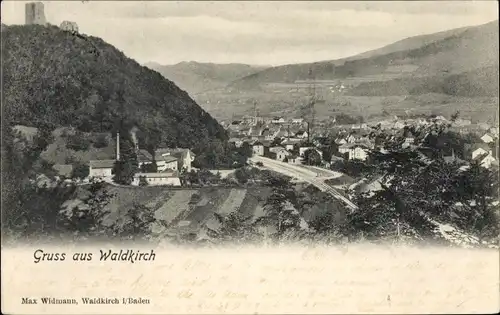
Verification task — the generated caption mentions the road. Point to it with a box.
[250,156,358,210]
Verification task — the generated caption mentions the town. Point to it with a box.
[41,113,497,190]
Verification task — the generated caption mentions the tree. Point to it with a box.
[207,212,261,244]
[61,179,115,238]
[71,161,90,179]
[238,142,253,158]
[302,149,322,166]
[112,135,138,185]
[257,176,303,239]
[110,203,155,240]
[453,161,499,243]
[234,168,250,185]
[93,134,109,148]
[1,123,75,241]
[138,175,148,186]
[343,123,500,245]
[321,139,339,162]
[140,161,157,173]
[66,131,91,151]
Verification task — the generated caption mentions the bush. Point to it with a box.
[138,176,148,186]
[235,168,249,184]
[66,132,91,151]
[93,134,109,148]
[71,162,90,179]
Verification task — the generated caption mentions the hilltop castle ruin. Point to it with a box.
[60,21,79,33]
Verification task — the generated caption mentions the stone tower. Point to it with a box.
[25,2,46,25]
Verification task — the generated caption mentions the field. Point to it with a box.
[193,84,498,125]
[101,185,273,236]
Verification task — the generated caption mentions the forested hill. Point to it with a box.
[1,24,227,149]
[230,20,499,96]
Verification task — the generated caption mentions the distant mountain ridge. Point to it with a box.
[146,61,268,95]
[2,24,227,150]
[230,20,499,97]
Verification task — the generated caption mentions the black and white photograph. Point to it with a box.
[1,1,499,313]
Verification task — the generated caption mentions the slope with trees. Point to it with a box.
[2,24,227,151]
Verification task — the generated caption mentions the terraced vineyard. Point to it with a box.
[218,189,247,214]
[102,186,273,235]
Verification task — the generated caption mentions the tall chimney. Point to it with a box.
[116,132,120,161]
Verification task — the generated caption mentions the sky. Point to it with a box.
[2,1,498,66]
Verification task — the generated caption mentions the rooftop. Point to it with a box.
[135,171,178,178]
[89,160,115,169]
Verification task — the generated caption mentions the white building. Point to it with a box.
[481,133,495,144]
[402,136,415,148]
[229,138,245,148]
[89,160,115,180]
[155,154,179,172]
[346,134,357,143]
[292,118,304,124]
[281,139,301,151]
[132,172,181,186]
[269,146,291,161]
[252,142,265,156]
[286,155,301,164]
[472,147,490,160]
[479,155,497,169]
[339,143,369,161]
[272,117,286,124]
[156,148,195,172]
[349,146,369,161]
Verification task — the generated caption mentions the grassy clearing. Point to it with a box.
[41,127,116,164]
[195,85,497,125]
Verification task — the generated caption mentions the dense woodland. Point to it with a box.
[2,25,227,150]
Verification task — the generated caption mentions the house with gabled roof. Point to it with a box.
[335,138,347,145]
[137,149,154,166]
[481,133,495,144]
[295,130,308,139]
[271,117,286,124]
[228,137,245,148]
[89,160,115,179]
[281,139,301,151]
[285,153,301,164]
[156,148,195,173]
[338,143,370,161]
[269,146,291,161]
[469,143,492,160]
[252,141,265,156]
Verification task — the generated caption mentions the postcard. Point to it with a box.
[1,1,499,314]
